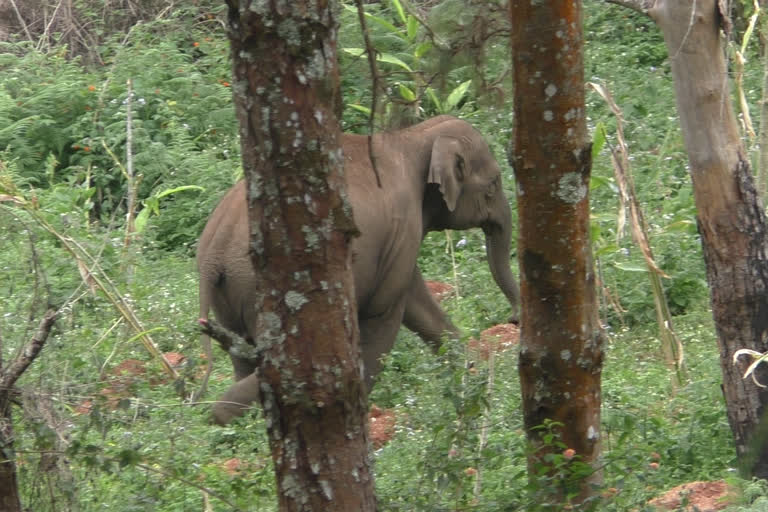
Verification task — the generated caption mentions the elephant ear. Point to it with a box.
[428,136,464,212]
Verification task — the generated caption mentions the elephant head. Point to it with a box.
[422,120,520,322]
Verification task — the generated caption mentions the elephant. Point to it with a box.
[197,115,520,425]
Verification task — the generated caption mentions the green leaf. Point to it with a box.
[444,80,472,112]
[377,52,413,71]
[342,48,413,71]
[343,5,400,34]
[414,41,432,59]
[347,103,372,115]
[592,122,607,159]
[595,244,620,258]
[589,174,613,190]
[426,88,442,112]
[135,207,151,234]
[391,0,407,25]
[155,185,204,200]
[406,15,418,42]
[613,262,649,273]
[398,83,416,101]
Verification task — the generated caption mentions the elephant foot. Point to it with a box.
[211,372,261,425]
[211,398,254,425]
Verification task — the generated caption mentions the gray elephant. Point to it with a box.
[197,115,519,425]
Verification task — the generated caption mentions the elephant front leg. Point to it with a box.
[402,268,461,351]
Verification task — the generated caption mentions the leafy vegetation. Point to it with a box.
[0,0,765,510]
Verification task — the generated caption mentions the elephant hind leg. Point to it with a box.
[212,372,260,425]
[359,300,407,392]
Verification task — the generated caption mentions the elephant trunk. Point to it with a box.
[483,199,520,323]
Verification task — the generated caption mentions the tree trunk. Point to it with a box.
[0,309,58,512]
[225,2,376,511]
[608,0,768,479]
[644,0,768,479]
[509,0,603,505]
[0,396,22,512]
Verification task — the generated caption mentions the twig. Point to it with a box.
[37,0,66,52]
[7,0,34,43]
[354,0,383,188]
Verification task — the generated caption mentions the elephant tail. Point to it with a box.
[192,278,214,402]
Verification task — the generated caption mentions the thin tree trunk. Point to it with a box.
[225,2,376,511]
[509,0,603,505]
[0,399,22,512]
[610,0,768,478]
[0,309,58,512]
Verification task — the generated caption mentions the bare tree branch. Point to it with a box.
[0,309,58,390]
[198,318,257,362]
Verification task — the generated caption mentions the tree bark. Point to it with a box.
[607,0,768,479]
[225,1,376,511]
[636,0,768,479]
[509,0,603,504]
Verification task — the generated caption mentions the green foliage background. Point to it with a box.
[0,0,763,510]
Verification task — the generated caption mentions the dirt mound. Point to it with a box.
[468,323,520,361]
[74,353,187,414]
[649,480,732,511]
[425,280,455,302]
[369,404,397,449]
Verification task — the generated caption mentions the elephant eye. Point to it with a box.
[486,177,499,198]
[455,155,465,181]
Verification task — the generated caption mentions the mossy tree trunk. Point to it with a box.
[609,0,768,479]
[224,1,376,511]
[509,0,604,505]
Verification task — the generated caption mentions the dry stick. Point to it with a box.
[7,0,34,44]
[37,0,66,52]
[733,0,759,141]
[354,0,383,188]
[590,82,686,385]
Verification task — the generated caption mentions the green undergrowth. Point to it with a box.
[1,0,767,510]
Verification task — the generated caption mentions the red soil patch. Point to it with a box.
[369,404,397,449]
[468,323,520,361]
[425,280,455,302]
[74,352,187,415]
[649,480,732,511]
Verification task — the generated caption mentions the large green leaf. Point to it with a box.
[341,5,400,34]
[342,48,413,72]
[390,0,407,25]
[444,80,472,112]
